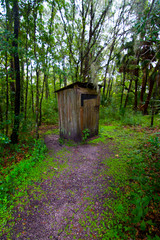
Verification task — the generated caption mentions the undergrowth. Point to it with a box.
[0,139,47,234]
[0,105,160,239]
[100,106,160,128]
[89,124,160,239]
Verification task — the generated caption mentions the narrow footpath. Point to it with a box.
[3,135,114,240]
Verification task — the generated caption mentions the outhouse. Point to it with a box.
[56,82,101,142]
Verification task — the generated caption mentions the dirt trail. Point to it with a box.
[2,135,114,240]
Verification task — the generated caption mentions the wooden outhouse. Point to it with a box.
[56,82,101,142]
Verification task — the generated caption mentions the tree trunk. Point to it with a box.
[33,1,39,139]
[11,0,21,144]
[5,51,9,136]
[53,71,56,98]
[30,65,34,114]
[39,74,45,126]
[143,60,160,115]
[20,58,24,113]
[109,79,113,99]
[124,78,133,108]
[106,77,111,100]
[120,69,126,109]
[24,56,29,121]
[103,40,115,95]
[5,1,10,136]
[62,54,67,87]
[45,73,49,100]
[10,57,16,113]
[35,69,39,139]
[134,58,139,111]
[143,79,154,115]
[140,67,148,105]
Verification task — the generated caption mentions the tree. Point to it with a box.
[10,0,21,144]
[58,0,113,83]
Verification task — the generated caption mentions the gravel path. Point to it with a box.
[2,135,114,240]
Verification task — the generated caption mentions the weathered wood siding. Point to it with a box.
[57,88,80,141]
[78,87,100,138]
[57,83,100,142]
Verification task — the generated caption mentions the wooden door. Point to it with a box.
[80,94,99,136]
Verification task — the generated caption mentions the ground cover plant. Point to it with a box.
[88,111,160,239]
[0,139,47,232]
[0,108,160,239]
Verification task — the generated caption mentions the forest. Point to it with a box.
[0,0,160,239]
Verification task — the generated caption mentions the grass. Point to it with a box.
[0,139,47,233]
[99,106,160,128]
[88,112,160,239]
[0,106,160,239]
[0,143,70,237]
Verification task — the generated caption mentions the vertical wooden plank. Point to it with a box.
[67,89,71,138]
[76,89,82,141]
[57,85,100,141]
[71,89,75,139]
[62,91,65,137]
[83,97,99,137]
[64,90,67,137]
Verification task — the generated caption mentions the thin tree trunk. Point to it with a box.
[143,79,154,115]
[80,0,85,79]
[30,65,34,114]
[24,24,29,121]
[124,78,133,108]
[69,55,74,83]
[20,58,24,113]
[106,67,115,100]
[24,57,29,121]
[33,1,39,139]
[62,54,67,87]
[45,73,49,99]
[109,79,113,99]
[11,0,21,144]
[103,40,115,95]
[120,69,126,109]
[143,60,160,114]
[24,1,30,120]
[35,69,39,139]
[53,71,56,98]
[140,67,148,104]
[10,57,15,113]
[106,77,111,100]
[39,74,45,126]
[5,51,9,136]
[59,73,62,88]
[5,1,10,136]
[5,0,14,130]
[134,58,139,111]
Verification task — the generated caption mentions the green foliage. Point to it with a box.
[100,132,160,239]
[44,128,59,135]
[127,136,160,237]
[0,139,47,229]
[42,99,58,125]
[0,133,10,145]
[99,105,158,127]
[0,133,11,157]
[88,122,160,239]
[82,128,90,143]
[59,137,64,145]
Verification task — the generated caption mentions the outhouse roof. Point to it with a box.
[55,81,101,93]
